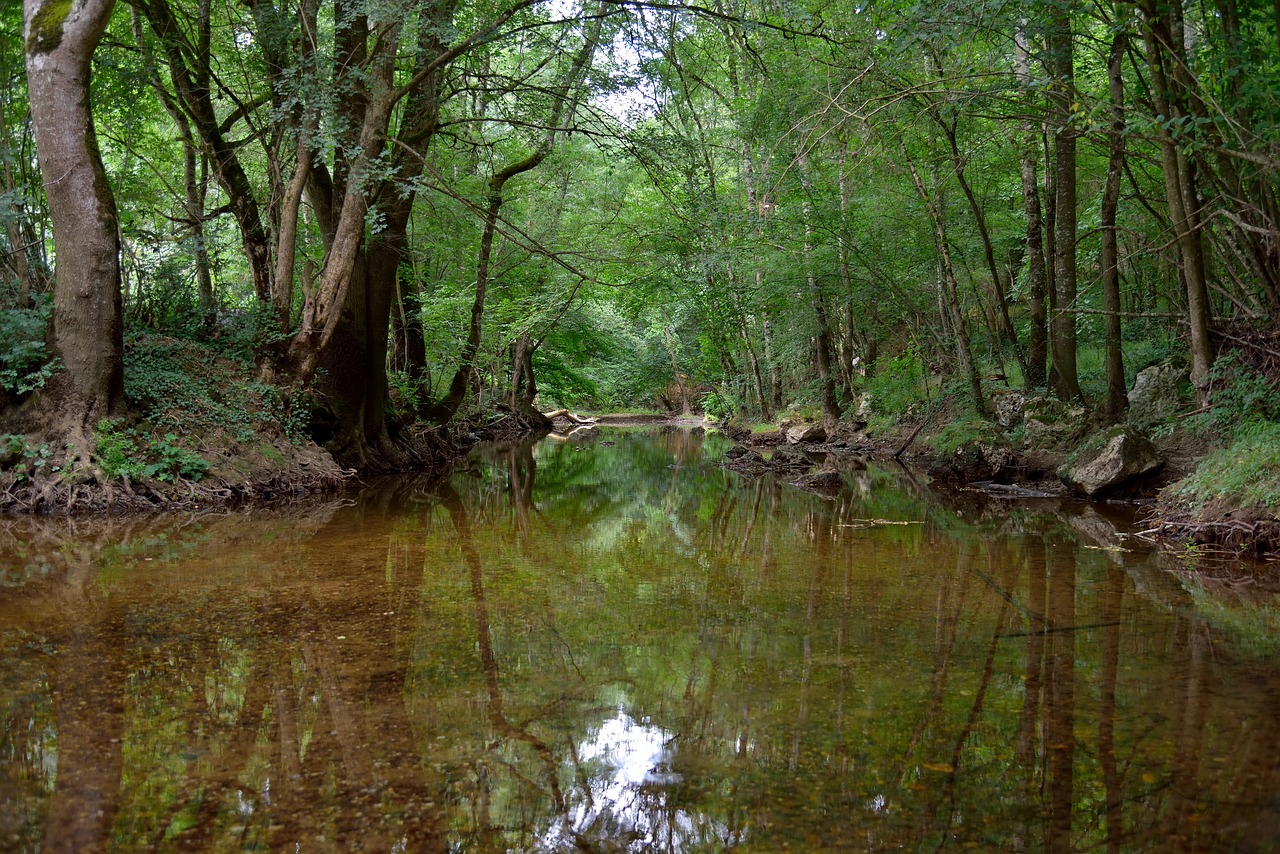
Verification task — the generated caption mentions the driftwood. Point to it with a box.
[893,421,927,460]
[542,408,598,426]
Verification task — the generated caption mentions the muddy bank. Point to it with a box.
[0,410,546,516]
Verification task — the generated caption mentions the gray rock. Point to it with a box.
[928,440,1018,483]
[992,390,1027,429]
[1127,363,1186,426]
[1059,427,1163,497]
[770,446,812,469]
[1023,397,1087,448]
[786,423,828,444]
[792,470,843,492]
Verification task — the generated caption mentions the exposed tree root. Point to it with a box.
[1144,504,1280,559]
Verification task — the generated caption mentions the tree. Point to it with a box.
[23,0,125,429]
[1047,0,1082,401]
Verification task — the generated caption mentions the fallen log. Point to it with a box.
[542,408,599,426]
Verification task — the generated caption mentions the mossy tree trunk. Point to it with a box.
[24,0,126,428]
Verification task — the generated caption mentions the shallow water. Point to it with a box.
[2,427,1280,852]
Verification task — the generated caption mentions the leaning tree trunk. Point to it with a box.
[432,6,604,426]
[1140,0,1214,400]
[24,0,125,427]
[902,146,988,418]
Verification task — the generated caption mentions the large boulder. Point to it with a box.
[1059,427,1163,497]
[786,423,828,444]
[1127,363,1186,426]
[791,469,843,493]
[770,446,812,469]
[1023,396,1087,448]
[992,390,1027,429]
[929,440,1018,483]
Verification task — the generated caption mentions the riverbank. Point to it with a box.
[721,407,1279,559]
[0,336,544,515]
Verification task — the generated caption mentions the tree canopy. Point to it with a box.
[5,0,1279,466]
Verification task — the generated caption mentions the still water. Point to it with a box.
[2,427,1279,852]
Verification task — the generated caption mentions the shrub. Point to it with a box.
[1170,422,1280,511]
[94,419,210,483]
[0,297,59,395]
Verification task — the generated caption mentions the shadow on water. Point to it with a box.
[2,426,1280,851]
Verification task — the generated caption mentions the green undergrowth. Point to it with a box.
[125,335,308,443]
[0,297,59,396]
[1167,355,1280,513]
[67,334,325,490]
[94,419,210,483]
[927,416,1007,455]
[1169,422,1280,512]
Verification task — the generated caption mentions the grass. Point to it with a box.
[927,416,1007,455]
[1169,422,1280,511]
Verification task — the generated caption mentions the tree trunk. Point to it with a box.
[1140,0,1215,400]
[797,145,843,430]
[24,0,126,426]
[1021,150,1049,390]
[763,317,782,413]
[1048,2,1082,400]
[902,146,988,417]
[0,100,43,304]
[1101,27,1128,422]
[941,117,1027,379]
[662,321,693,415]
[432,7,603,424]
[137,0,274,307]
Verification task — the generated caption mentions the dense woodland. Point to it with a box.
[3,0,1279,475]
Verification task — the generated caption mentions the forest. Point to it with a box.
[3,0,1279,521]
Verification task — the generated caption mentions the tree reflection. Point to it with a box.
[4,430,1280,850]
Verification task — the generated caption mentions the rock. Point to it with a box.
[1059,427,1163,497]
[1127,363,1186,426]
[721,422,751,442]
[0,439,20,469]
[1023,397,1086,448]
[792,470,843,492]
[992,390,1027,430]
[723,448,769,473]
[770,446,811,469]
[929,440,1018,483]
[786,424,827,444]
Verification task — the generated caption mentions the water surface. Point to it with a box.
[2,427,1279,852]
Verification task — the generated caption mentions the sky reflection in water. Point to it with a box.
[2,426,1280,852]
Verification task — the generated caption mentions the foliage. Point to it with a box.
[866,353,927,420]
[1170,422,1280,512]
[1192,354,1280,434]
[0,434,54,483]
[927,416,1007,456]
[123,337,308,444]
[94,418,210,483]
[0,298,58,395]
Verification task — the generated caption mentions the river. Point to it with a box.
[2,426,1279,852]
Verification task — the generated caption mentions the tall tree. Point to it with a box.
[1100,22,1128,421]
[1139,0,1215,400]
[1048,0,1082,400]
[23,0,125,428]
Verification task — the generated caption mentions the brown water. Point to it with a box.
[2,427,1280,852]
